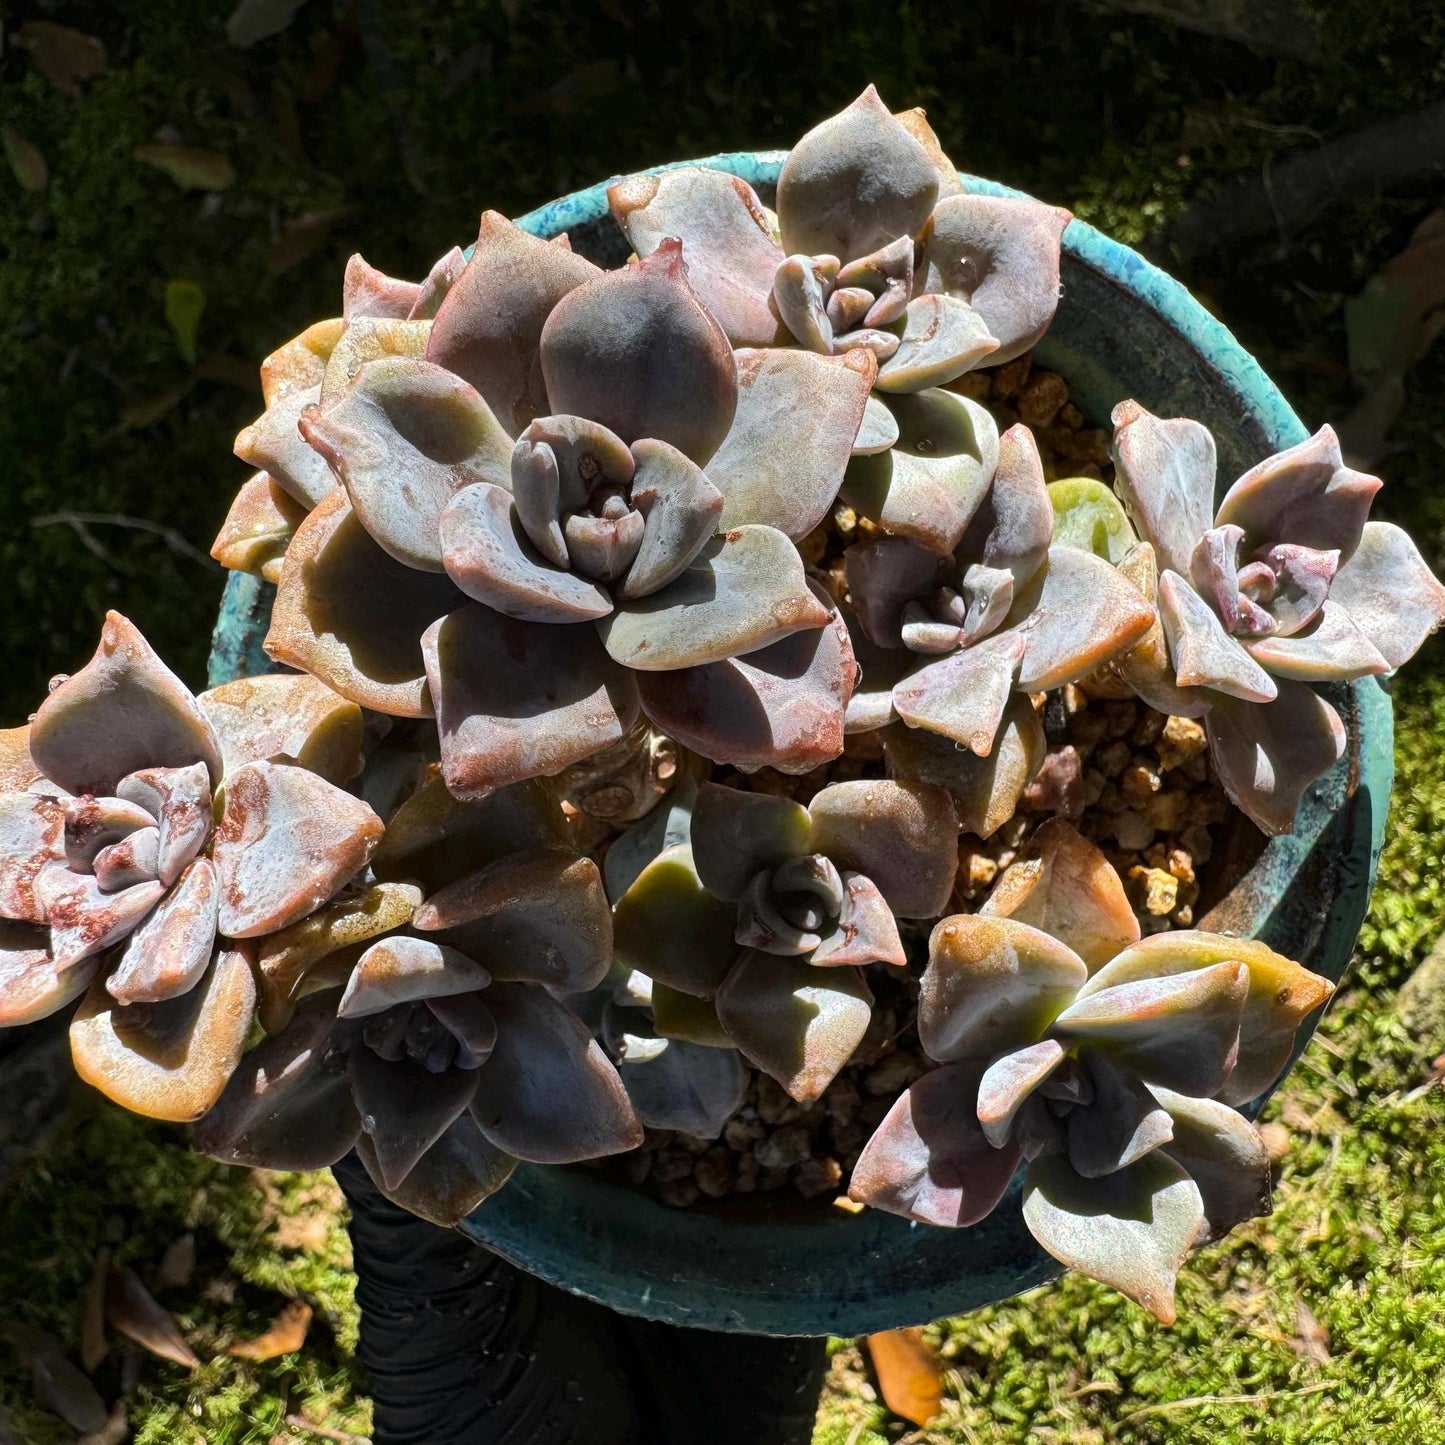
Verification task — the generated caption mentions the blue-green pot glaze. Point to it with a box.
[209,152,1394,1338]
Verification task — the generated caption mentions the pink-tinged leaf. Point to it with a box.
[199,673,363,787]
[1151,1086,1272,1240]
[412,848,612,993]
[30,613,221,797]
[811,872,906,966]
[409,247,467,322]
[1110,400,1217,578]
[470,981,642,1161]
[638,582,853,775]
[427,210,602,436]
[608,168,785,346]
[300,357,513,572]
[772,252,838,353]
[211,760,382,937]
[194,996,361,1169]
[440,482,613,623]
[540,241,738,466]
[981,818,1139,972]
[1052,961,1248,1096]
[850,1061,1021,1226]
[843,390,999,555]
[350,1047,481,1190]
[1011,546,1155,692]
[512,414,636,566]
[42,872,164,971]
[808,778,958,918]
[1205,682,1345,836]
[619,438,724,599]
[260,319,344,406]
[71,945,256,1122]
[919,193,1070,364]
[846,534,945,650]
[892,631,1025,756]
[90,825,160,891]
[0,725,44,794]
[1257,542,1338,637]
[266,488,462,718]
[1080,930,1333,1106]
[1067,1049,1174,1178]
[600,524,829,672]
[777,84,939,261]
[0,919,95,1026]
[1022,1151,1203,1324]
[612,843,737,997]
[105,1266,201,1369]
[61,794,153,871]
[1215,425,1381,558]
[920,914,1086,1063]
[338,936,491,1018]
[422,604,639,794]
[976,1039,1067,1148]
[690,784,812,901]
[355,1111,516,1225]
[210,471,308,581]
[706,347,874,538]
[107,860,218,1006]
[373,777,565,895]
[894,105,962,196]
[343,253,422,320]
[875,293,998,393]
[0,792,65,923]
[714,951,872,1102]
[968,423,1053,588]
[1245,600,1390,681]
[116,762,211,886]
[1328,519,1445,670]
[235,385,336,507]
[319,317,432,406]
[1157,570,1278,702]
[1111,543,1213,718]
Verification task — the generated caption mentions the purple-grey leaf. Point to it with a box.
[976,1039,1067,1148]
[1157,570,1278,702]
[338,936,491,1018]
[690,783,812,901]
[350,1046,481,1190]
[621,437,724,599]
[892,631,1025,756]
[1110,400,1217,579]
[874,293,998,393]
[1327,519,1445,670]
[1067,1049,1174,1178]
[107,859,217,1006]
[1151,1086,1272,1241]
[1245,600,1390,681]
[355,1110,516,1226]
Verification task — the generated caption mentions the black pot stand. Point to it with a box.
[334,1154,828,1445]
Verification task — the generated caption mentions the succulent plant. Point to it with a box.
[0,613,379,1121]
[195,777,642,1225]
[844,424,1155,831]
[610,778,958,1102]
[1109,403,1445,833]
[849,821,1332,1320]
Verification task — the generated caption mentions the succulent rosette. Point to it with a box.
[0,613,380,1122]
[195,777,641,1225]
[844,424,1155,832]
[849,821,1332,1321]
[1110,403,1445,833]
[610,778,958,1103]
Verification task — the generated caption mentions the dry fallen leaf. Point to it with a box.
[267,207,349,275]
[1,126,48,193]
[228,1300,313,1360]
[78,1401,129,1445]
[13,22,107,97]
[81,1250,110,1373]
[1293,1301,1332,1365]
[105,1267,201,1370]
[226,0,311,48]
[865,1326,944,1428]
[134,144,236,191]
[156,1233,197,1291]
[7,1325,108,1435]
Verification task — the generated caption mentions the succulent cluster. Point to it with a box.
[4,85,1442,1319]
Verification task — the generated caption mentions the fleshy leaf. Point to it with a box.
[1110,543,1212,718]
[234,385,335,508]
[920,914,1087,1063]
[706,347,874,538]
[690,783,812,900]
[199,673,363,786]
[1327,519,1445,670]
[853,393,900,455]
[0,724,43,793]
[612,843,737,998]
[422,604,639,794]
[842,390,999,555]
[343,253,422,321]
[1068,1049,1174,1178]
[113,763,207,887]
[892,631,1025,756]
[976,1039,1067,1148]
[210,471,308,581]
[1151,1086,1272,1240]
[412,848,612,993]
[620,438,725,599]
[266,488,463,718]
[0,792,64,923]
[1110,401,1217,578]
[1022,1151,1204,1324]
[540,241,738,466]
[846,534,944,650]
[70,945,256,1122]
[776,84,939,261]
[259,318,343,406]
[1245,600,1390,681]
[469,981,642,1162]
[211,760,383,937]
[969,422,1053,589]
[607,168,784,346]
[651,981,734,1048]
[30,613,221,796]
[918,194,1070,364]
[355,1111,516,1226]
[107,859,218,1006]
[1157,570,1278,702]
[319,317,431,406]
[193,995,361,1170]
[338,935,492,1018]
[599,524,829,671]
[0,919,96,1026]
[714,950,872,1102]
[300,357,513,571]
[350,1046,480,1190]
[615,1025,748,1138]
[807,778,958,917]
[1215,425,1381,557]
[427,210,602,436]
[1205,682,1345,836]
[811,872,907,967]
[875,293,998,393]
[981,819,1139,972]
[42,871,164,971]
[1048,477,1137,563]
[849,1061,1021,1227]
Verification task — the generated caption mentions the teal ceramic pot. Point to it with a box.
[209,153,1395,1338]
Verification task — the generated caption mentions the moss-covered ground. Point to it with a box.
[2,2,1444,1440]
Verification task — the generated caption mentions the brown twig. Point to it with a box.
[33,511,218,570]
